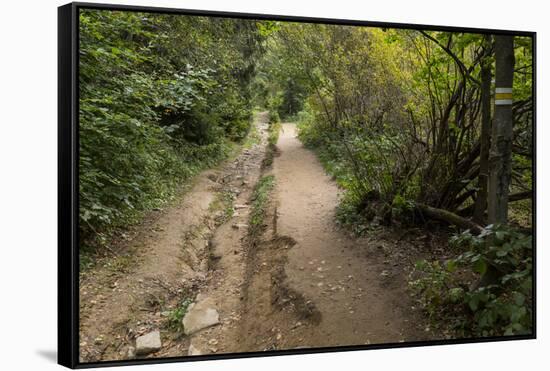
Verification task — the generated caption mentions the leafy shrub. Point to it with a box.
[267,111,282,146]
[297,104,418,232]
[279,78,308,118]
[268,110,280,125]
[249,175,275,234]
[334,194,375,235]
[167,298,193,331]
[410,225,533,337]
[266,92,284,117]
[409,260,459,320]
[78,10,264,250]
[296,105,323,147]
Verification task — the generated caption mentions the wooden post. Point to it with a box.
[488,35,515,224]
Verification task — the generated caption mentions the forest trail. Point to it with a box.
[272,123,424,346]
[77,15,534,358]
[79,115,431,363]
[228,123,431,352]
[79,114,270,362]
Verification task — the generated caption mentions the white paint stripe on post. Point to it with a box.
[495,99,513,105]
[495,87,513,93]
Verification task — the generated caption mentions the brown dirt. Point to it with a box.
[79,114,270,362]
[79,170,218,361]
[227,123,434,353]
[79,117,437,363]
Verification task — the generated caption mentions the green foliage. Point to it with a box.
[167,298,193,331]
[266,92,284,114]
[243,117,261,149]
[268,111,282,146]
[335,194,374,235]
[209,189,236,224]
[296,106,377,233]
[283,27,423,229]
[279,26,532,231]
[409,260,457,320]
[297,109,357,191]
[298,104,419,234]
[278,78,309,117]
[79,10,267,249]
[249,175,275,232]
[410,225,533,337]
[268,110,280,125]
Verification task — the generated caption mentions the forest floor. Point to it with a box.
[79,113,444,363]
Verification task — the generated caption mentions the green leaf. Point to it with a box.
[449,287,464,302]
[445,259,457,272]
[473,259,487,275]
[496,249,508,257]
[514,292,525,306]
[468,296,479,311]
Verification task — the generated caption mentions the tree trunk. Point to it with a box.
[480,35,515,290]
[487,35,515,225]
[474,35,493,223]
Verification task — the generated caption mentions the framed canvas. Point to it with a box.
[58,2,536,368]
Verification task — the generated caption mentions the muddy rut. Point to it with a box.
[79,115,430,363]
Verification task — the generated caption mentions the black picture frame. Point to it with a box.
[58,2,537,368]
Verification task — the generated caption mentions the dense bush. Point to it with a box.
[268,110,280,126]
[267,112,282,146]
[268,26,532,228]
[256,25,533,336]
[79,10,266,248]
[409,225,533,337]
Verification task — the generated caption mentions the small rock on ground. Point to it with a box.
[126,346,136,359]
[182,300,220,335]
[135,330,161,355]
[188,343,203,356]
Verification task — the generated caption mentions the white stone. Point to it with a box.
[188,343,203,356]
[126,346,136,359]
[135,330,161,355]
[182,300,220,335]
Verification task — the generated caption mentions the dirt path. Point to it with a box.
[79,114,270,362]
[225,123,432,353]
[80,117,433,363]
[269,123,429,347]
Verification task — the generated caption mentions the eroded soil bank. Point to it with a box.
[79,114,270,362]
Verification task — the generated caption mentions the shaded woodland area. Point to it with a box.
[79,9,533,342]
[261,24,533,337]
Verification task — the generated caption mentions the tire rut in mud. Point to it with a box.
[234,159,322,352]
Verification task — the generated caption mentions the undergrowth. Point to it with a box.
[209,189,236,224]
[268,110,282,146]
[166,297,194,331]
[409,224,533,337]
[262,110,281,168]
[249,175,275,236]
